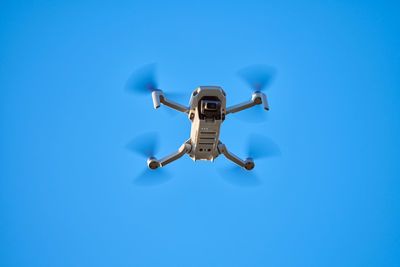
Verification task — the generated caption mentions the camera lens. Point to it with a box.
[206,103,217,110]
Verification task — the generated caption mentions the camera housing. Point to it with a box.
[200,99,221,119]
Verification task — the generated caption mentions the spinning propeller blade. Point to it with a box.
[247,134,281,160]
[217,165,261,187]
[126,132,159,158]
[217,134,280,186]
[233,104,268,123]
[125,64,188,117]
[133,168,171,186]
[127,132,172,186]
[238,65,275,92]
[125,63,158,94]
[233,65,275,123]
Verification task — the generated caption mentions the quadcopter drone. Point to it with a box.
[127,65,274,171]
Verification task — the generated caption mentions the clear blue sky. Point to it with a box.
[1,1,399,266]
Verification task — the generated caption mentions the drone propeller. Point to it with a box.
[125,64,187,117]
[217,134,280,187]
[247,134,281,160]
[217,165,261,187]
[232,65,276,123]
[125,63,158,94]
[133,168,170,186]
[126,132,171,186]
[238,64,275,92]
[233,104,268,123]
[126,132,159,158]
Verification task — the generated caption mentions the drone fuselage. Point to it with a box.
[187,86,226,162]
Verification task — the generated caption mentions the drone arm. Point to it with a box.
[160,96,189,113]
[226,99,257,114]
[217,142,254,170]
[151,90,189,114]
[158,141,192,167]
[226,92,269,115]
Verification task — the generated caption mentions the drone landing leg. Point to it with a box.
[148,141,192,169]
[217,142,255,171]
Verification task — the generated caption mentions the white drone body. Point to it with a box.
[148,86,269,170]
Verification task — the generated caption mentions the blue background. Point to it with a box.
[1,1,399,266]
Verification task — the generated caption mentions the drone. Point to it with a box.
[127,64,275,171]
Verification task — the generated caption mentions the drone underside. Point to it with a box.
[127,64,275,171]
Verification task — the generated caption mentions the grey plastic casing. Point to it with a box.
[187,86,226,161]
